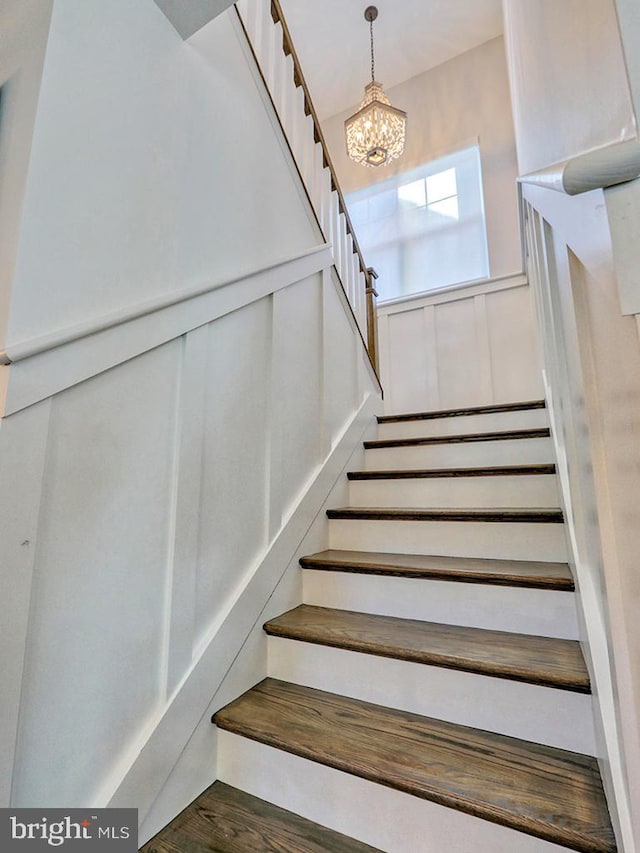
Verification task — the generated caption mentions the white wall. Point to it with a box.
[0,0,381,822]
[502,0,637,175]
[4,0,314,351]
[377,275,543,415]
[323,37,522,281]
[0,0,53,351]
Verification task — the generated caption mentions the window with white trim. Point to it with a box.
[346,145,489,301]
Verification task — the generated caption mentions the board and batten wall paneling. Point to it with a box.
[486,285,543,404]
[195,297,272,651]
[271,274,324,527]
[12,341,182,808]
[3,242,381,814]
[386,309,431,415]
[378,275,544,415]
[322,269,359,449]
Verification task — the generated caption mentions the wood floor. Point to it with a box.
[140,781,382,853]
[299,549,575,589]
[214,679,616,853]
[327,506,564,523]
[377,399,547,423]
[264,604,590,691]
[348,463,557,479]
[364,427,551,449]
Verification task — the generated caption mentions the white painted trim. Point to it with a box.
[0,243,333,417]
[0,243,331,366]
[519,139,640,196]
[104,392,380,822]
[377,272,528,315]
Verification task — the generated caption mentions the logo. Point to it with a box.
[1,810,137,850]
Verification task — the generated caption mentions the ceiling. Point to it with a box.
[278,0,504,120]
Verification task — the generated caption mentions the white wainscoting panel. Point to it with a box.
[378,275,544,415]
[12,342,181,807]
[1,241,381,819]
[323,270,359,448]
[195,297,272,649]
[272,274,324,524]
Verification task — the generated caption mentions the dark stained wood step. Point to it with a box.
[378,399,546,424]
[348,464,556,480]
[140,780,381,852]
[327,507,564,523]
[214,679,615,853]
[264,605,590,692]
[299,550,575,590]
[364,427,550,450]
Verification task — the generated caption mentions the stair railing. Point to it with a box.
[234,0,380,377]
[519,145,640,851]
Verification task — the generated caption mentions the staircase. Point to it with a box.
[143,399,616,853]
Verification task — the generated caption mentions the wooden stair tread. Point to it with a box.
[141,780,380,853]
[264,605,590,692]
[299,550,575,590]
[348,464,556,480]
[214,680,615,853]
[327,506,564,523]
[364,427,550,449]
[378,399,546,423]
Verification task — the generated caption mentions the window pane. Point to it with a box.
[346,145,488,301]
[428,196,459,221]
[398,179,426,208]
[426,168,457,203]
[368,188,396,221]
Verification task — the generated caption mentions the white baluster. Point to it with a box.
[291,86,306,173]
[311,143,325,229]
[270,22,287,121]
[253,0,272,72]
[345,233,355,309]
[280,57,297,141]
[329,192,341,272]
[301,115,316,201]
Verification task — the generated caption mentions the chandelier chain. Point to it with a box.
[370,18,375,82]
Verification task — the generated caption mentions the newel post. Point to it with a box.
[365,267,380,375]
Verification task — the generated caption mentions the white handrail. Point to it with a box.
[519,139,640,196]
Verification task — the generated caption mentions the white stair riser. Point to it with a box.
[365,437,553,470]
[377,408,549,440]
[268,638,596,755]
[217,732,571,853]
[302,571,579,639]
[329,519,568,562]
[349,475,559,509]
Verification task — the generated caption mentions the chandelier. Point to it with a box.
[345,6,407,168]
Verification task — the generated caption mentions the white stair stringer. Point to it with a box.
[267,637,596,755]
[217,731,572,853]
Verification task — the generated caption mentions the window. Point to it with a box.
[346,145,489,301]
